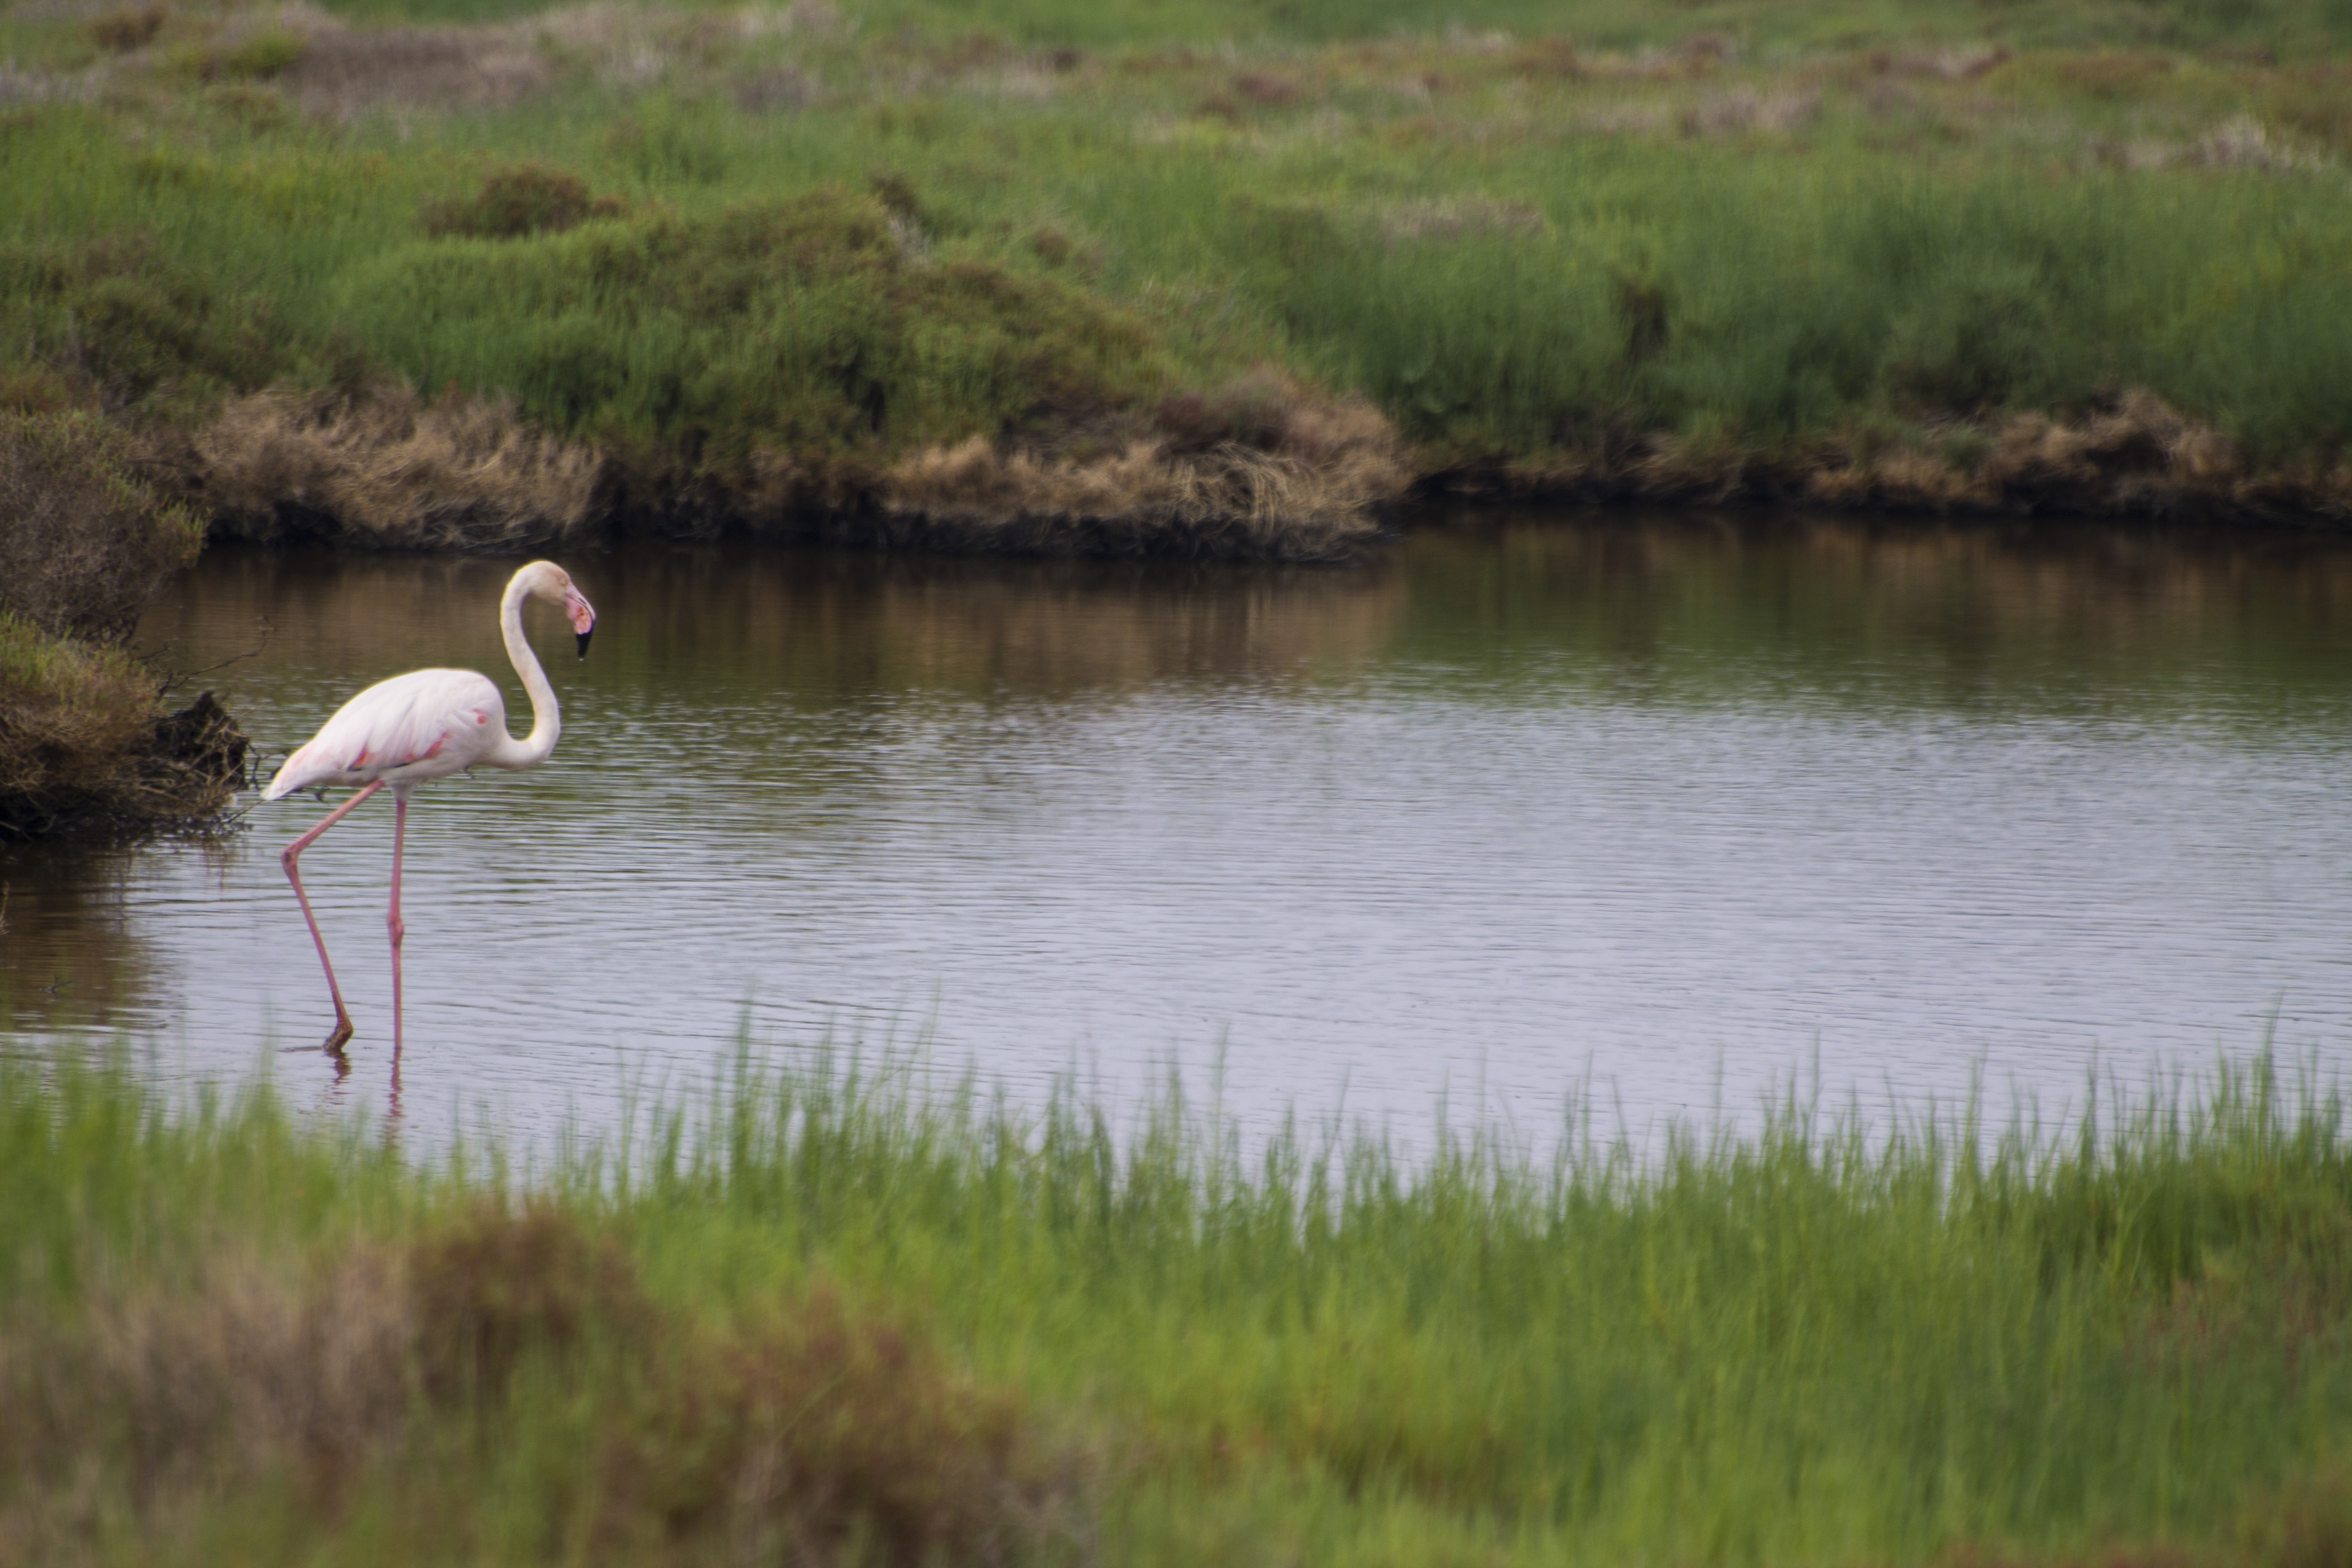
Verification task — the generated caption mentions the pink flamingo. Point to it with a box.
[263,560,597,1055]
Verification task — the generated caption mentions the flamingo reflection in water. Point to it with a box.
[264,560,597,1063]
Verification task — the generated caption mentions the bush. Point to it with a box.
[0,412,204,644]
[351,187,1176,466]
[420,164,624,242]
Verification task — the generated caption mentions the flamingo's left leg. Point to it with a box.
[388,783,411,1058]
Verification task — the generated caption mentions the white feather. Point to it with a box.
[263,668,507,799]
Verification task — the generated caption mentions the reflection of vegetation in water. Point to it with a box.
[184,522,2352,722]
[4,1049,2349,1565]
[0,843,162,1032]
[1385,513,2352,716]
[175,543,1414,706]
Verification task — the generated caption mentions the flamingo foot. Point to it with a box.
[323,1014,354,1055]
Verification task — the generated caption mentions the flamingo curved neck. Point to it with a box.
[486,575,560,769]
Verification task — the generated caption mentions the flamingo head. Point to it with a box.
[517,561,598,660]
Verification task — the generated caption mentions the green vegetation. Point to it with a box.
[3,1049,2348,1564]
[5,0,2352,552]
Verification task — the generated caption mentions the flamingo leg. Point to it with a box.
[388,785,410,1064]
[280,778,385,1054]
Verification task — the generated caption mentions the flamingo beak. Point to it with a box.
[566,587,597,660]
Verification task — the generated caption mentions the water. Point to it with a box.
[7,512,2352,1144]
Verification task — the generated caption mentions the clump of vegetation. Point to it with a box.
[0,1151,1075,1566]
[0,412,202,641]
[0,230,290,417]
[0,413,244,839]
[0,1050,2346,1565]
[356,186,1401,552]
[185,380,604,548]
[419,162,624,239]
[371,186,1169,465]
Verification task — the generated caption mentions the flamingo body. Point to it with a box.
[268,560,597,1059]
[264,668,507,798]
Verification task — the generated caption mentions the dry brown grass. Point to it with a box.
[1488,391,2352,526]
[180,382,605,549]
[868,375,1408,560]
[0,1204,1076,1567]
[170,372,1409,556]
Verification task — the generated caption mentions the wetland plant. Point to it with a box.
[0,1049,2345,1565]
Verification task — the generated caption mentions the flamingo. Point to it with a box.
[263,560,597,1055]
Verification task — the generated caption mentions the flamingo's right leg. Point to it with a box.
[280,779,385,1054]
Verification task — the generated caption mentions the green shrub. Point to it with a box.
[0,412,203,644]
[349,186,1176,466]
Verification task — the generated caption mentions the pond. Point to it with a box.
[7,511,2352,1145]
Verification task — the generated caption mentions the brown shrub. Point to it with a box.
[1233,71,1299,105]
[1485,390,2352,527]
[0,1208,1075,1566]
[420,162,622,241]
[179,381,603,549]
[0,1249,414,1507]
[1512,37,1585,79]
[2050,50,2175,99]
[0,412,204,644]
[406,1200,648,1399]
[866,370,1408,560]
[592,1284,1070,1566]
[86,5,165,52]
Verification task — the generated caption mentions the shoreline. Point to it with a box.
[146,381,2352,563]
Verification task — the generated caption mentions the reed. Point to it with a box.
[1,1048,2346,1565]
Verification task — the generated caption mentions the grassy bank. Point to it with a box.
[5,0,2352,553]
[0,412,248,839]
[3,1049,2349,1565]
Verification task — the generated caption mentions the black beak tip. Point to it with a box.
[576,629,593,660]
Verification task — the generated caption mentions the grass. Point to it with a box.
[2,1047,2349,1565]
[7,0,2352,549]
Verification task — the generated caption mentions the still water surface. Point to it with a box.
[7,513,2352,1143]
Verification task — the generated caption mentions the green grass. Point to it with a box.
[9,0,2352,518]
[3,1048,2349,1565]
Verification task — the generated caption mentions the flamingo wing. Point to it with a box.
[264,668,506,799]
